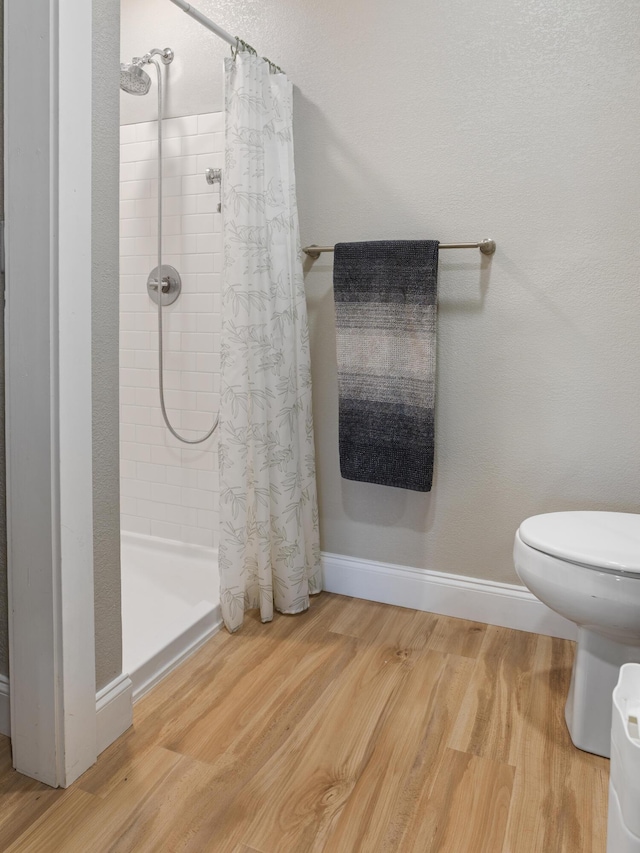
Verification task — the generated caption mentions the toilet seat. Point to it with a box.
[519,511,640,577]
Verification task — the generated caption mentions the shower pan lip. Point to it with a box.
[121,530,221,702]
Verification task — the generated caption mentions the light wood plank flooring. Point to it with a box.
[0,593,609,852]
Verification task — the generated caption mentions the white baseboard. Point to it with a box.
[2,603,223,745]
[0,675,10,737]
[130,604,223,703]
[95,673,133,755]
[321,552,577,641]
[2,557,570,748]
[1,672,134,752]
[97,604,223,749]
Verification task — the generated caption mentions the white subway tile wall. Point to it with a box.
[119,112,224,548]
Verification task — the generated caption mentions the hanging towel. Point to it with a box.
[333,240,439,492]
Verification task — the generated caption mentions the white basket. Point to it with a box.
[608,663,640,853]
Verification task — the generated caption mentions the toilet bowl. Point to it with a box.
[514,511,640,758]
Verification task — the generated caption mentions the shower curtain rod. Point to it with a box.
[168,1,284,70]
[169,0,236,46]
[303,239,497,259]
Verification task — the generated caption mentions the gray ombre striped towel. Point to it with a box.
[333,240,439,492]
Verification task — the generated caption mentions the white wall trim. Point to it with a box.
[96,675,133,756]
[322,552,577,641]
[5,0,97,786]
[0,675,133,755]
[0,676,9,738]
[56,0,97,786]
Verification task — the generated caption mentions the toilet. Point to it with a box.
[514,511,640,758]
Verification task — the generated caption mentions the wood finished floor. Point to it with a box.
[0,593,609,852]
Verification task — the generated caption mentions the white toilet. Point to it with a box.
[514,511,640,758]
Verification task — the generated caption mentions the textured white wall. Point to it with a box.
[121,0,640,584]
[120,0,226,124]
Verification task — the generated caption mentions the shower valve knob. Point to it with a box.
[149,277,171,293]
[147,265,182,306]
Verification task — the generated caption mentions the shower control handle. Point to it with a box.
[147,265,182,306]
[149,276,172,294]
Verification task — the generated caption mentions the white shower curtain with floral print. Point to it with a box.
[219,51,322,633]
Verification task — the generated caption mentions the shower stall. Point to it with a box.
[119,45,224,699]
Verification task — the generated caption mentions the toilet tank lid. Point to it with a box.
[519,512,640,574]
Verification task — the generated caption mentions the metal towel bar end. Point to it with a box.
[303,238,496,260]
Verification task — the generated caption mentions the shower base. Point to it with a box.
[121,531,221,701]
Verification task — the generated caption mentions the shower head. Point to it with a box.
[120,48,174,95]
[120,62,152,95]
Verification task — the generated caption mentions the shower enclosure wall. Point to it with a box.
[119,110,223,698]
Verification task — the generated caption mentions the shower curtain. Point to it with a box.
[219,51,322,633]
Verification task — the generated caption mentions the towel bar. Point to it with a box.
[303,238,496,260]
